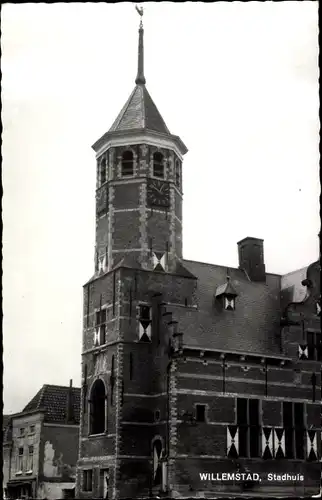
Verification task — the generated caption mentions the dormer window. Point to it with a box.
[137,304,152,342]
[122,150,134,176]
[99,158,107,186]
[215,277,238,311]
[153,152,164,178]
[175,160,181,188]
[224,296,235,311]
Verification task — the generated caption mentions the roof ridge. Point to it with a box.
[109,86,139,132]
[143,86,170,135]
[37,384,47,410]
[140,85,145,128]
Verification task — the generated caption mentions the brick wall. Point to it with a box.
[39,424,79,481]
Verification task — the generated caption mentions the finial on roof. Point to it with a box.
[135,5,146,85]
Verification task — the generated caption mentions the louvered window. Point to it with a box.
[153,152,164,178]
[122,151,134,176]
[82,470,93,492]
[99,158,107,186]
[283,402,305,459]
[237,398,260,457]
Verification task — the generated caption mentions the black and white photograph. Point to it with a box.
[2,2,320,499]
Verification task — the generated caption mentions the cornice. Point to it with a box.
[92,128,188,159]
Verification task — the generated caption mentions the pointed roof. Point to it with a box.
[109,84,171,135]
[215,279,238,298]
[92,9,187,156]
[22,384,81,424]
[108,16,170,136]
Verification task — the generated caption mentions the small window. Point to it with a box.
[175,160,181,188]
[224,296,235,311]
[195,404,206,422]
[138,305,152,342]
[306,331,321,361]
[122,150,134,176]
[27,446,34,471]
[17,447,24,471]
[98,255,107,272]
[96,309,106,325]
[99,468,109,498]
[153,152,164,178]
[19,428,25,437]
[94,325,106,347]
[29,425,35,435]
[94,310,107,346]
[139,305,151,321]
[155,410,161,422]
[99,158,107,186]
[82,469,93,492]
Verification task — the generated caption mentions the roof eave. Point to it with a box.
[92,128,188,156]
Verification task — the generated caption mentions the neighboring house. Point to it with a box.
[72,13,321,500]
[3,381,80,500]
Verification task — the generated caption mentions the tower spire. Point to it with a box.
[135,5,146,85]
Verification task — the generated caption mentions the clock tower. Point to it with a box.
[76,11,195,500]
[92,17,187,276]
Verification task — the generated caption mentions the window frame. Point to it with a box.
[153,152,165,179]
[224,295,235,311]
[94,309,107,347]
[138,304,152,343]
[99,158,107,186]
[195,403,207,423]
[236,397,260,458]
[27,445,34,472]
[28,425,35,435]
[82,469,93,492]
[175,159,181,188]
[306,330,321,361]
[121,150,134,177]
[17,447,24,472]
[283,401,305,459]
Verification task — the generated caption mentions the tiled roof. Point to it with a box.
[109,84,171,136]
[215,280,238,297]
[3,415,13,442]
[170,259,283,355]
[22,385,81,424]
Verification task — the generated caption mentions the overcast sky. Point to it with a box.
[2,2,319,414]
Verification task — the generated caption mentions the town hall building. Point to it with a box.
[75,10,321,500]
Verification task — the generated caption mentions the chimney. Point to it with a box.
[237,237,266,282]
[66,379,73,423]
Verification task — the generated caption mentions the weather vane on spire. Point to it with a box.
[135,4,144,28]
[135,4,146,85]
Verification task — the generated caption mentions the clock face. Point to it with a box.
[97,185,109,215]
[147,179,170,208]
